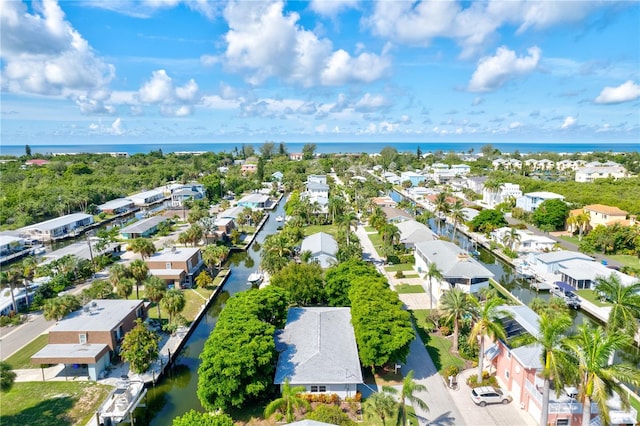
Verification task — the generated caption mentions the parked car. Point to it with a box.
[471,386,512,406]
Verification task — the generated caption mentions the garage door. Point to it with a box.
[528,398,541,423]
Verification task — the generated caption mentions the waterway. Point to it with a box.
[134,196,288,426]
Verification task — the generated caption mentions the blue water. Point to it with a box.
[1,141,638,157]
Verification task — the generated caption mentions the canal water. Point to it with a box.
[135,197,288,426]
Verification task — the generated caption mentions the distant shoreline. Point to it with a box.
[1,141,638,157]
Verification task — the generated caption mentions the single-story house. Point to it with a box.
[491,227,556,253]
[381,207,412,223]
[274,307,363,398]
[371,196,397,208]
[237,193,270,210]
[400,171,426,187]
[98,198,135,215]
[272,171,284,182]
[218,206,245,221]
[527,251,593,274]
[556,261,636,290]
[128,189,165,207]
[145,247,203,288]
[31,299,147,380]
[120,216,166,239]
[414,240,494,297]
[395,220,438,249]
[300,232,338,269]
[20,213,94,241]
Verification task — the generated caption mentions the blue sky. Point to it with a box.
[1,0,639,145]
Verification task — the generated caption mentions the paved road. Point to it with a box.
[0,313,55,360]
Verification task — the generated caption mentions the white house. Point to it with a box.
[395,220,438,249]
[414,240,494,298]
[21,213,94,241]
[400,171,426,187]
[300,232,338,269]
[575,165,629,182]
[483,183,523,208]
[491,227,556,253]
[274,307,363,398]
[128,189,165,206]
[515,191,564,212]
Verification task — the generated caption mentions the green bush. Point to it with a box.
[466,372,498,388]
[395,270,405,278]
[439,325,451,336]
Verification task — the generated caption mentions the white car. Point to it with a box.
[471,386,512,406]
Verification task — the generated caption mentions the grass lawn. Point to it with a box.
[630,395,640,422]
[5,333,48,369]
[1,381,113,426]
[367,233,384,256]
[576,289,611,308]
[607,254,640,269]
[141,285,215,324]
[302,224,340,237]
[411,309,465,375]
[395,284,425,294]
[559,235,581,246]
[385,263,415,272]
[364,226,377,233]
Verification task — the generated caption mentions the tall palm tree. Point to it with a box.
[563,325,640,426]
[536,312,573,426]
[115,277,134,299]
[363,391,398,426]
[469,297,507,382]
[425,262,443,310]
[109,263,129,289]
[595,274,640,337]
[129,259,149,299]
[439,288,474,353]
[483,180,503,207]
[449,199,466,241]
[263,378,310,423]
[2,268,23,315]
[21,256,38,310]
[161,288,186,324]
[340,210,359,245]
[383,370,428,426]
[575,210,591,241]
[502,227,522,252]
[433,192,450,234]
[129,238,156,260]
[380,223,400,247]
[144,276,166,319]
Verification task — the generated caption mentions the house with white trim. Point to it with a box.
[274,307,363,399]
[20,213,94,241]
[300,232,338,269]
[515,192,565,212]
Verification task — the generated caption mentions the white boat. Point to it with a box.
[247,271,264,285]
[97,378,146,425]
[275,215,284,222]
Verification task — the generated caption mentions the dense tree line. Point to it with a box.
[197,286,289,411]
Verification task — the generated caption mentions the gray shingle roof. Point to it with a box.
[275,307,363,385]
[120,216,165,234]
[415,240,493,279]
[395,220,437,245]
[300,232,338,257]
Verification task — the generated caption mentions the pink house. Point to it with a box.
[487,305,636,426]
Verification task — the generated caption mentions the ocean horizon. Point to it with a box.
[1,141,638,157]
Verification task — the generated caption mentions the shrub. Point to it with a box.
[439,325,452,336]
[466,373,498,388]
[395,270,405,278]
[444,365,459,377]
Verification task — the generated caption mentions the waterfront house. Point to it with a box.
[515,192,565,213]
[128,189,165,207]
[400,171,426,187]
[488,305,636,426]
[31,299,147,381]
[21,213,94,242]
[145,247,203,288]
[556,261,636,290]
[237,193,270,210]
[528,251,594,275]
[218,206,245,221]
[381,206,412,223]
[120,216,166,239]
[274,307,363,399]
[0,233,26,257]
[414,240,494,297]
[98,198,135,215]
[214,217,235,236]
[395,220,438,249]
[382,171,401,185]
[371,196,397,208]
[491,227,556,253]
[300,232,338,269]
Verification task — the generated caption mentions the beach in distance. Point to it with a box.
[0,141,638,157]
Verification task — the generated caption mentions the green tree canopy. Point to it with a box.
[172,410,234,426]
[532,198,570,231]
[270,261,325,306]
[468,209,507,234]
[120,318,159,374]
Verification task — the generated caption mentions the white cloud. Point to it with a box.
[509,121,522,129]
[594,80,640,104]
[354,93,389,112]
[0,0,115,95]
[309,0,359,16]
[561,116,577,129]
[468,46,541,92]
[137,70,200,116]
[221,1,389,87]
[365,1,607,58]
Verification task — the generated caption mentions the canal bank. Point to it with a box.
[132,194,288,426]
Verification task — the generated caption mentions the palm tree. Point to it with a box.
[129,238,156,260]
[595,274,640,337]
[263,378,310,423]
[161,289,186,324]
[109,263,129,289]
[129,259,149,299]
[363,391,398,426]
[536,312,573,426]
[501,227,522,252]
[21,257,38,310]
[563,325,640,426]
[144,276,166,319]
[433,192,450,234]
[383,370,428,426]
[425,262,443,310]
[340,210,359,245]
[575,210,591,241]
[1,268,23,315]
[328,196,346,224]
[469,297,507,382]
[483,180,503,207]
[449,199,465,240]
[115,277,134,299]
[380,223,400,247]
[439,288,474,353]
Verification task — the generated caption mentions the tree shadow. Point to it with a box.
[2,395,75,426]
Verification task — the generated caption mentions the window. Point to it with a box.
[310,385,327,393]
[79,333,87,344]
[556,419,569,426]
[310,386,318,392]
[166,262,172,269]
[505,370,510,379]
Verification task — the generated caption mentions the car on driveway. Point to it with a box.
[471,386,512,406]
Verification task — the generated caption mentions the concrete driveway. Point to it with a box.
[447,368,537,426]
